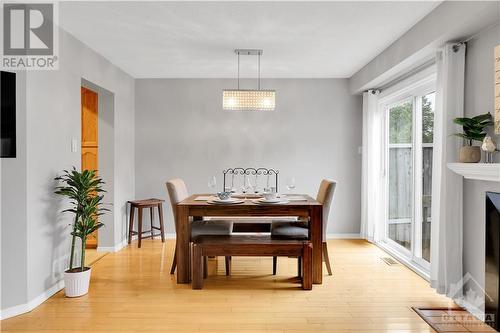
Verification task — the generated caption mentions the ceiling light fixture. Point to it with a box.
[223,49,275,111]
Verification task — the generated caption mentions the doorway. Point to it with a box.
[81,86,99,249]
[377,71,436,274]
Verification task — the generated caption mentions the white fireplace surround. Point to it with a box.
[447,163,500,182]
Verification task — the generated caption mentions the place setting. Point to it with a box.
[252,191,289,205]
[206,191,245,205]
[202,173,297,205]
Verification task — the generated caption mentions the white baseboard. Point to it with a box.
[326,233,361,239]
[457,298,485,322]
[97,242,125,253]
[97,233,177,252]
[1,279,65,320]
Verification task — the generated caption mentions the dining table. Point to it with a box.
[175,194,323,284]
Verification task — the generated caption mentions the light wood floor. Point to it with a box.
[1,239,454,332]
[84,249,108,267]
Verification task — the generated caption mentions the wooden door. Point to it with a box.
[81,87,98,249]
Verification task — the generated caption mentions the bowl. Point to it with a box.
[216,191,232,200]
[263,192,278,201]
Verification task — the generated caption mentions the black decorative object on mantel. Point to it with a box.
[222,167,279,193]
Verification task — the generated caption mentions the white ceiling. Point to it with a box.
[60,1,440,78]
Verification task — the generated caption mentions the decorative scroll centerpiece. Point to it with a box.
[222,168,279,193]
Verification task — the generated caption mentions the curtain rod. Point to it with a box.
[453,20,500,51]
[372,58,436,93]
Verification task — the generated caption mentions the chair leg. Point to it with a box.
[150,207,154,239]
[128,205,135,244]
[297,257,302,278]
[225,256,231,276]
[170,247,177,274]
[272,256,277,275]
[137,207,143,248]
[158,204,165,243]
[322,242,332,276]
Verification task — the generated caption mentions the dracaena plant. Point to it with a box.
[453,113,493,146]
[55,168,107,272]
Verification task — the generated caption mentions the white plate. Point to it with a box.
[253,198,290,205]
[207,198,244,205]
[232,193,263,199]
[259,197,281,203]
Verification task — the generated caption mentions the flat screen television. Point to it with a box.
[1,71,16,158]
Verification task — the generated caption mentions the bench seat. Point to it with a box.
[191,235,312,290]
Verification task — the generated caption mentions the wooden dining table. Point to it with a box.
[175,194,323,284]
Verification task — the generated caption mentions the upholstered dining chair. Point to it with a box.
[271,179,337,276]
[166,178,233,275]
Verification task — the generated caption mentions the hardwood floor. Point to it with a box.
[1,239,453,332]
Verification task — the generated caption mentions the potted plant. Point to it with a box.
[55,168,107,297]
[454,113,493,163]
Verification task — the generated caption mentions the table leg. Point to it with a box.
[310,205,323,284]
[176,205,191,283]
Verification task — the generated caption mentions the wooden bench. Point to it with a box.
[191,235,312,290]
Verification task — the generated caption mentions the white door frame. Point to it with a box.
[376,68,436,276]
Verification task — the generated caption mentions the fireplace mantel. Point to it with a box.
[447,163,500,182]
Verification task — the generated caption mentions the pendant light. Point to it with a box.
[222,49,275,111]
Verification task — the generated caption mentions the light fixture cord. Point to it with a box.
[237,52,240,90]
[258,51,261,90]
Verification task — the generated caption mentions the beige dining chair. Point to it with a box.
[271,179,337,276]
[166,178,233,275]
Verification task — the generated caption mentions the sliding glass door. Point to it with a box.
[382,77,435,272]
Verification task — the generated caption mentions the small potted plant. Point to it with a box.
[454,113,493,163]
[55,168,107,297]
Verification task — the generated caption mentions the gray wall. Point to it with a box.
[462,24,500,308]
[350,1,500,94]
[135,79,363,235]
[1,71,28,309]
[1,27,135,315]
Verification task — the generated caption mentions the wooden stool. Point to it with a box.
[127,198,165,248]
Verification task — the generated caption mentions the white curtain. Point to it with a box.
[430,43,465,298]
[361,90,384,243]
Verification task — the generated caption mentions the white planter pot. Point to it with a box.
[64,268,91,297]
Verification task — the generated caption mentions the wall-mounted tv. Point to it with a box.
[1,71,16,158]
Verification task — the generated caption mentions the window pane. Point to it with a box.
[422,92,435,262]
[388,100,413,251]
[388,147,412,251]
[389,101,413,144]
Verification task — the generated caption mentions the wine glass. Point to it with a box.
[286,177,296,194]
[208,176,217,192]
[241,177,252,193]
